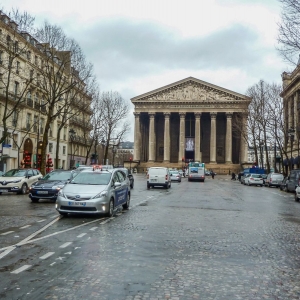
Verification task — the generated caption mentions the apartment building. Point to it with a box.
[0,11,92,172]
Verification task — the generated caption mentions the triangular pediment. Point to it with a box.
[131,77,251,103]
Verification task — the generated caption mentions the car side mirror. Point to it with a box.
[114,182,121,188]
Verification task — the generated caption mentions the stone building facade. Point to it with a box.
[131,77,251,173]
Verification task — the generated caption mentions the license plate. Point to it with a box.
[0,190,8,192]
[37,191,48,194]
[150,179,157,182]
[68,202,86,206]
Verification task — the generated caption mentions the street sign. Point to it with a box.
[2,144,11,148]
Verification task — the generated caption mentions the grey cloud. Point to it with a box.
[75,18,263,81]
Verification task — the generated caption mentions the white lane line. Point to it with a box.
[1,231,14,236]
[89,227,97,231]
[77,233,87,238]
[39,252,55,260]
[20,225,31,229]
[59,242,72,248]
[0,247,15,259]
[11,265,32,274]
[37,219,46,223]
[50,215,58,218]
[50,262,56,266]
[101,219,110,224]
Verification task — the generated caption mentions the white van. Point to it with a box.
[147,167,171,189]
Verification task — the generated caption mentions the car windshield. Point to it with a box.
[70,172,111,185]
[3,169,26,177]
[42,171,73,181]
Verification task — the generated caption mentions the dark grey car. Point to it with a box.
[287,169,300,192]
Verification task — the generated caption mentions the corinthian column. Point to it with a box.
[133,112,141,161]
[178,112,186,163]
[225,113,232,164]
[210,112,217,163]
[163,112,170,163]
[240,113,248,164]
[195,113,201,162]
[148,113,156,162]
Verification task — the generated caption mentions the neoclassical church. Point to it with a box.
[131,77,251,173]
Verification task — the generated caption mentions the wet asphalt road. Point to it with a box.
[1,174,300,299]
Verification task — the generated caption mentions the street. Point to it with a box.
[1,174,300,299]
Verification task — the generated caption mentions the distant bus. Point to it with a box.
[188,162,205,182]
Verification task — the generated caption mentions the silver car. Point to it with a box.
[56,168,130,217]
[170,171,182,182]
[244,174,263,187]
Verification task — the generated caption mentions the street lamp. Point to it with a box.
[112,144,117,167]
[288,127,295,172]
[69,129,76,169]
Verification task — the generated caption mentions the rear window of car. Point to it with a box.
[273,174,283,179]
[251,174,261,178]
[148,168,167,175]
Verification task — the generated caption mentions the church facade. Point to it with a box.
[131,77,251,173]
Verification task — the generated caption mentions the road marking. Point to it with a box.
[59,242,72,248]
[1,231,14,236]
[50,262,56,266]
[20,225,31,229]
[37,219,46,223]
[11,265,31,274]
[89,227,97,231]
[64,252,72,255]
[0,247,15,259]
[56,256,65,260]
[40,252,55,260]
[77,233,87,238]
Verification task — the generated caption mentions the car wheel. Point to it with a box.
[147,183,150,189]
[59,212,68,216]
[130,182,134,189]
[107,199,114,217]
[123,193,130,210]
[169,182,171,188]
[295,194,299,202]
[20,183,27,195]
[284,186,287,192]
[31,198,39,203]
[260,185,263,187]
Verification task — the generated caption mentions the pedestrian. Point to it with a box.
[211,171,215,179]
[231,172,236,180]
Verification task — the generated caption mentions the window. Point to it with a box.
[0,51,3,64]
[40,118,44,134]
[33,115,38,133]
[49,143,53,153]
[63,146,66,155]
[16,61,20,74]
[14,41,18,52]
[14,81,19,99]
[12,134,18,149]
[35,55,38,65]
[12,111,18,127]
[26,113,31,130]
[49,123,53,137]
[27,51,31,61]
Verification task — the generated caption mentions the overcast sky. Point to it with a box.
[1,0,290,141]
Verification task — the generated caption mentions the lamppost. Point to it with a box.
[112,145,117,167]
[288,127,295,172]
[69,129,76,169]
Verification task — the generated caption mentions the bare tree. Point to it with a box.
[95,91,130,164]
[277,0,300,65]
[33,21,93,174]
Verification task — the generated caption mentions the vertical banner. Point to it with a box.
[185,138,194,151]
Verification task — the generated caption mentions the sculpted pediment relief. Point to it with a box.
[146,83,237,102]
[132,77,250,103]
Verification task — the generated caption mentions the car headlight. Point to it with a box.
[91,190,107,199]
[52,185,65,190]
[58,190,65,197]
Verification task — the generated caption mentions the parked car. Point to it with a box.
[244,174,263,186]
[295,185,300,202]
[169,170,182,182]
[287,169,300,192]
[241,173,250,184]
[0,168,42,194]
[147,167,171,189]
[29,170,79,202]
[56,168,131,217]
[119,168,134,188]
[265,173,284,188]
[280,177,289,192]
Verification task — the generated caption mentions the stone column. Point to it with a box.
[210,112,217,163]
[240,113,248,164]
[133,112,141,161]
[195,113,201,162]
[148,113,155,162]
[178,112,186,163]
[163,112,170,163]
[294,93,298,144]
[225,113,232,164]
